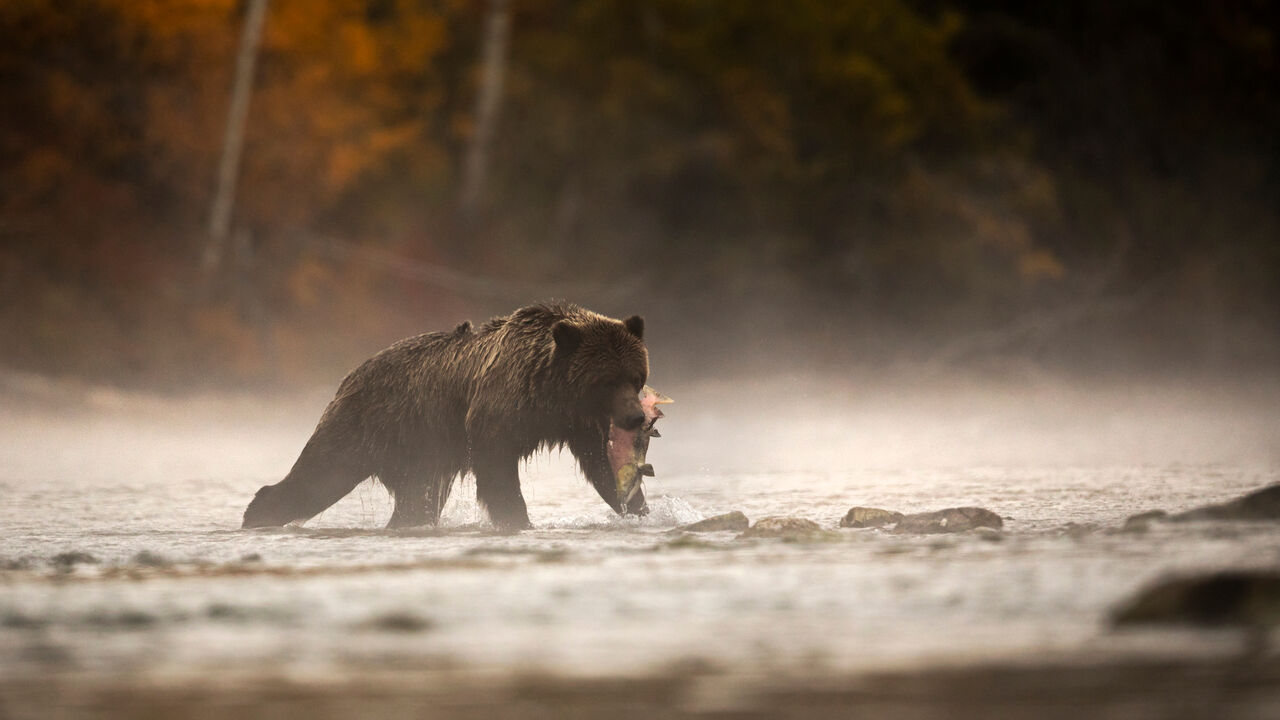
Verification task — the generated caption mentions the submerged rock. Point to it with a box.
[676,511,750,533]
[663,533,718,550]
[362,611,435,633]
[1112,571,1280,627]
[132,550,169,567]
[2,612,48,630]
[205,603,296,624]
[972,527,1004,542]
[892,507,1003,534]
[206,603,251,622]
[84,609,158,629]
[840,507,904,529]
[739,517,824,539]
[1122,510,1169,532]
[1058,522,1099,539]
[51,551,98,569]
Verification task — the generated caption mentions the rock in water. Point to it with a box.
[739,517,824,539]
[1173,484,1280,521]
[892,507,1003,534]
[840,507,904,528]
[677,511,750,533]
[1112,571,1280,627]
[1122,485,1280,530]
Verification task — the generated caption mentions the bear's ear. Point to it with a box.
[623,315,644,340]
[552,320,582,355]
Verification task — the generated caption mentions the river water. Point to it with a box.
[2,374,1278,688]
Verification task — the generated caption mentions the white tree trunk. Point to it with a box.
[458,0,511,221]
[205,0,269,272]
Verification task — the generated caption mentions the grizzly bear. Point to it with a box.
[242,302,650,531]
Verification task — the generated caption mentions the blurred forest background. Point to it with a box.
[1,0,1277,389]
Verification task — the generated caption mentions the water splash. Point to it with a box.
[538,495,704,530]
[639,495,703,526]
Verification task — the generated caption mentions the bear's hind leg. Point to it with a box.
[472,453,530,532]
[424,472,458,526]
[386,490,426,529]
[382,467,427,529]
[384,461,459,529]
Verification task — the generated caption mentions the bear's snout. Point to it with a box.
[608,383,646,431]
[616,410,646,431]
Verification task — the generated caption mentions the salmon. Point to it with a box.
[608,385,672,512]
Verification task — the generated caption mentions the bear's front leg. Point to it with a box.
[472,453,531,532]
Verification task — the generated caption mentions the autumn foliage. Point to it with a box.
[0,1,1276,386]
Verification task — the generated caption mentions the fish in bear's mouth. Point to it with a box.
[607,385,672,513]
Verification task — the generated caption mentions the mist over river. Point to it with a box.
[2,373,1279,711]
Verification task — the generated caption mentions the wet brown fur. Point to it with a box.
[242,302,649,531]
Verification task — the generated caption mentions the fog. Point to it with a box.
[5,369,1277,483]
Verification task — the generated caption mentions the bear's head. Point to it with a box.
[549,311,651,515]
[242,483,298,528]
[552,313,649,431]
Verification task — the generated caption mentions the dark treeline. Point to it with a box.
[1,0,1276,388]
